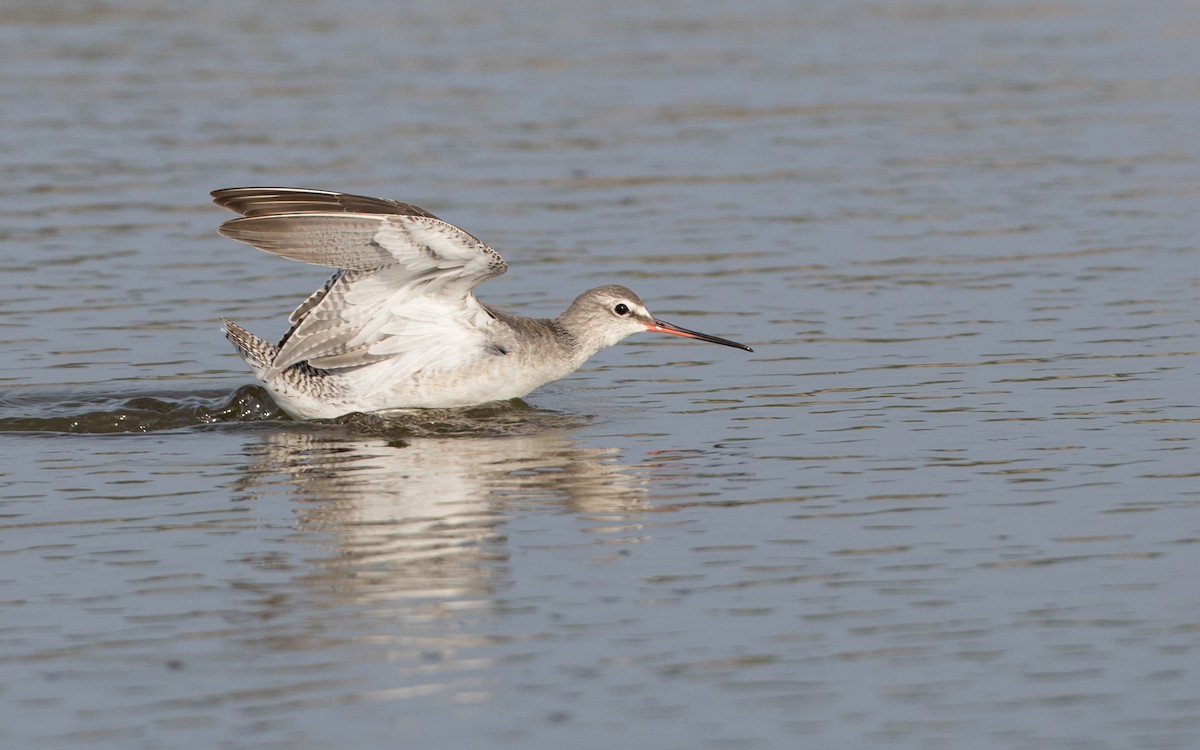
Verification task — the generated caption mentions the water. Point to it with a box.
[2,1,1199,748]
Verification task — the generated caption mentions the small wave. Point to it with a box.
[0,385,287,434]
[338,399,588,440]
[0,387,587,438]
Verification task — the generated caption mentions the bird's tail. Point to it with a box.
[221,318,278,378]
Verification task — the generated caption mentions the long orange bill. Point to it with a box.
[645,319,753,352]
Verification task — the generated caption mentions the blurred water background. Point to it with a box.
[1,1,1198,748]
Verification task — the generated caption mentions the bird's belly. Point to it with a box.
[391,354,575,408]
[270,352,576,417]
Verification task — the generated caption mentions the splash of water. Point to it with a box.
[0,385,286,434]
[0,386,584,437]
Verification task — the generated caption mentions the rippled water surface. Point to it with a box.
[2,1,1199,748]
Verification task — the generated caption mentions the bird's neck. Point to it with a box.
[555,310,620,362]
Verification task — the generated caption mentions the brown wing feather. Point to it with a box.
[216,214,396,270]
[211,187,439,220]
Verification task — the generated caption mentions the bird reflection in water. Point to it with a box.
[234,418,648,610]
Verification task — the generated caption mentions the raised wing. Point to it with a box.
[213,187,507,281]
[270,266,498,377]
[212,187,509,376]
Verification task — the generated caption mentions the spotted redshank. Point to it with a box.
[213,187,752,419]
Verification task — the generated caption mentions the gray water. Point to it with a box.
[2,1,1199,748]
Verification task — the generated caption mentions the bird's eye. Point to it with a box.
[614,303,630,316]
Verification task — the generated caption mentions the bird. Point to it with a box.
[213,187,752,420]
